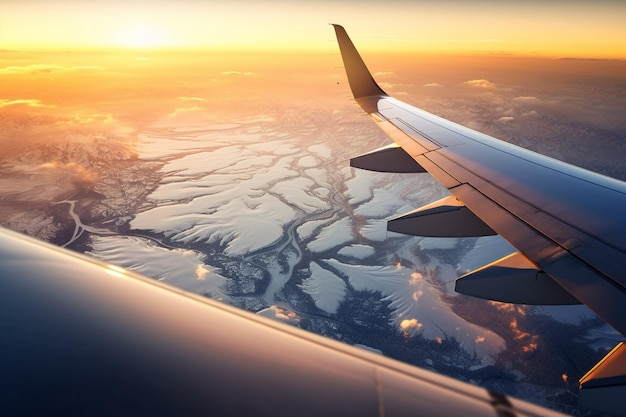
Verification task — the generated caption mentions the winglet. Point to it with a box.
[332,24,387,99]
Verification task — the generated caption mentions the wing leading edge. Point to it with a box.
[0,227,566,416]
[332,24,626,415]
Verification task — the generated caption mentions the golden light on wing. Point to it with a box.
[106,264,129,280]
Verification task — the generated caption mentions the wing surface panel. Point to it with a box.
[375,96,626,300]
[0,227,566,416]
[376,96,626,255]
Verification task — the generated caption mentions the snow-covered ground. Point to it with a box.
[89,235,228,301]
[325,258,505,360]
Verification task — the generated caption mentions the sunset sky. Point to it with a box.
[2,5,625,412]
[3,0,626,58]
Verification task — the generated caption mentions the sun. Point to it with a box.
[114,24,169,48]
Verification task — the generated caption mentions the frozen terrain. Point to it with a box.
[2,51,625,415]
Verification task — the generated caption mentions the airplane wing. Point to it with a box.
[332,24,626,415]
[0,226,563,416]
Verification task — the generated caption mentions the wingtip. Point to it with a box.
[332,24,386,99]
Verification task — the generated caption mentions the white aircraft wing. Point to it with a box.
[332,24,626,415]
[0,226,563,416]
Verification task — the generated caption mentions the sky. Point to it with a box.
[2,0,626,58]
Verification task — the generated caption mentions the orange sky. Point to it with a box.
[2,1,625,176]
[2,1,625,58]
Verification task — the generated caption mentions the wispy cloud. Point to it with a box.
[169,106,204,117]
[423,83,443,88]
[221,71,256,76]
[0,99,55,108]
[374,71,394,76]
[0,64,103,75]
[497,116,515,123]
[39,161,98,185]
[178,96,207,102]
[513,96,539,102]
[67,113,115,126]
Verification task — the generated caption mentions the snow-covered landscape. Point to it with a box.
[1,48,624,415]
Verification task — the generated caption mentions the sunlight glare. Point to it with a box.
[115,24,169,48]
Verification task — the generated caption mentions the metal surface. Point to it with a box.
[456,252,580,305]
[333,23,626,415]
[578,342,626,415]
[333,23,626,335]
[350,144,426,173]
[0,227,562,416]
[387,195,495,237]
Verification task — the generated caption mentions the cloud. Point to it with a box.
[510,318,539,352]
[221,71,256,76]
[0,64,103,75]
[465,79,495,88]
[488,301,527,315]
[513,96,539,102]
[400,318,422,329]
[39,161,98,185]
[178,96,206,102]
[521,110,538,117]
[374,71,394,76]
[266,306,300,323]
[497,116,515,123]
[0,65,64,74]
[169,106,205,117]
[195,263,209,280]
[399,318,423,337]
[66,113,115,126]
[0,99,55,108]
[488,301,515,312]
[409,271,422,285]
[422,83,442,87]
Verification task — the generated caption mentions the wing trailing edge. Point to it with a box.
[456,252,580,305]
[350,144,427,173]
[387,195,496,237]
